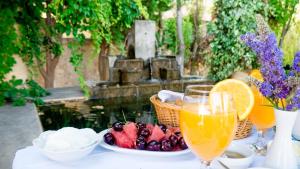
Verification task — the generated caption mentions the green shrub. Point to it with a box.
[207,0,266,81]
[162,16,194,60]
[0,77,50,106]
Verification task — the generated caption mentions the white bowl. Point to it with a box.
[33,128,99,162]
[218,144,254,169]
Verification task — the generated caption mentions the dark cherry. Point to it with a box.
[136,139,147,150]
[160,139,173,151]
[169,135,178,147]
[158,124,167,133]
[137,135,146,142]
[112,122,124,131]
[179,137,188,150]
[147,140,161,151]
[174,131,181,137]
[104,133,115,145]
[139,128,150,138]
[136,122,146,130]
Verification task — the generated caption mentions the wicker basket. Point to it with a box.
[150,95,253,140]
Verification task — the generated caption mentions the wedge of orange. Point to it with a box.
[210,79,254,120]
[250,69,263,81]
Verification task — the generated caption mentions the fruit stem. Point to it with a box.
[122,110,127,123]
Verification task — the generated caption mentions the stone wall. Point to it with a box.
[90,79,212,99]
[53,39,100,87]
[6,55,29,81]
[8,39,100,88]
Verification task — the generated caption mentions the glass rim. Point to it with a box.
[185,84,214,94]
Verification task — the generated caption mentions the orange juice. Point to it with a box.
[180,104,237,161]
[249,87,275,130]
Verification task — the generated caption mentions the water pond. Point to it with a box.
[38,96,157,132]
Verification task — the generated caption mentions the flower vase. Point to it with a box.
[264,109,298,169]
[292,110,300,140]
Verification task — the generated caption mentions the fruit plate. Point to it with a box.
[98,129,191,157]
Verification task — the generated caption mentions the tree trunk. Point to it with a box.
[157,11,164,56]
[278,5,296,48]
[38,49,59,88]
[279,16,293,48]
[45,50,59,88]
[98,41,110,81]
[176,0,185,76]
[39,2,59,88]
[189,0,200,75]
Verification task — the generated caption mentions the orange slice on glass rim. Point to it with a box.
[250,69,263,81]
[210,79,255,120]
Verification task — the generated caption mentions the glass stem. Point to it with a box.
[257,129,266,147]
[253,129,268,155]
[201,161,211,169]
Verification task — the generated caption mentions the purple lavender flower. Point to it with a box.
[292,51,300,73]
[286,87,300,111]
[289,71,296,77]
[259,82,273,97]
[273,81,290,99]
[241,33,290,99]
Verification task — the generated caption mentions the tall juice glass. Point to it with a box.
[249,86,275,154]
[180,85,237,168]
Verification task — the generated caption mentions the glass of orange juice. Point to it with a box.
[248,86,275,155]
[180,85,237,168]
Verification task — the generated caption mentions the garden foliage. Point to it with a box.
[207,0,266,81]
[0,2,49,106]
[162,17,194,59]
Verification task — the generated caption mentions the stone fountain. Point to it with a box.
[89,20,210,99]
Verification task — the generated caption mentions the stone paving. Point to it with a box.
[43,86,86,103]
[0,103,43,169]
[0,86,85,169]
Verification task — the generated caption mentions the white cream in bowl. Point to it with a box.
[33,127,99,161]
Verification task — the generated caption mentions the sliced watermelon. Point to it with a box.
[147,125,165,142]
[111,130,134,148]
[169,127,180,134]
[123,122,138,142]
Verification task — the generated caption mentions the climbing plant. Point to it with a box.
[0,1,49,106]
[16,0,63,88]
[0,0,150,105]
[207,0,266,81]
[0,6,17,82]
[50,0,146,83]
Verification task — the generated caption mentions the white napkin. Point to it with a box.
[158,90,184,102]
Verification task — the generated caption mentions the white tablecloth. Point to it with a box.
[12,131,269,169]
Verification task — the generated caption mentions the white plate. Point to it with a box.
[99,129,191,157]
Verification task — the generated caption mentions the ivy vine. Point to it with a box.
[207,0,266,81]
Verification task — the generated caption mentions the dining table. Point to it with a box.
[12,129,282,169]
